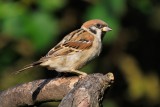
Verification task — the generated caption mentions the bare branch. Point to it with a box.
[0,77,79,107]
[0,73,114,107]
[59,73,114,107]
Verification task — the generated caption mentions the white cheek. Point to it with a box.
[90,26,102,40]
[90,26,96,30]
[96,29,102,41]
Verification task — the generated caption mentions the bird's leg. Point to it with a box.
[70,69,87,76]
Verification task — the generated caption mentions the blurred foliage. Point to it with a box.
[0,1,59,51]
[0,0,159,107]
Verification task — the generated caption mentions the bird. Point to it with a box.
[15,19,112,76]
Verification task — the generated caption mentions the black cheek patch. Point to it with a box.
[89,28,97,34]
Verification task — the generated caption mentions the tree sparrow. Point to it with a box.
[15,19,112,75]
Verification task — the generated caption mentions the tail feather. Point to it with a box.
[13,61,41,75]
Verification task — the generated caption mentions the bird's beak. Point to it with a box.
[102,26,112,32]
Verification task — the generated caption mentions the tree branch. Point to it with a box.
[59,73,114,107]
[0,73,114,107]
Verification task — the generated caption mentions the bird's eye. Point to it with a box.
[96,24,101,28]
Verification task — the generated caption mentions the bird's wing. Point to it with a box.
[43,29,94,58]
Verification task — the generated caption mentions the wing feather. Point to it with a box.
[44,29,94,58]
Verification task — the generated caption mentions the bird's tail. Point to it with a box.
[13,61,42,75]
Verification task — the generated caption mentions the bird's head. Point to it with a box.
[81,19,112,39]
